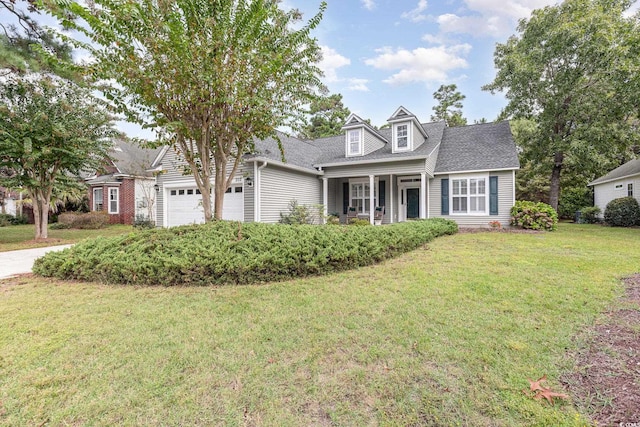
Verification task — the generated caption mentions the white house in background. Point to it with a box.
[150,107,520,228]
[589,158,640,214]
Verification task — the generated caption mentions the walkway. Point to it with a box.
[0,245,73,279]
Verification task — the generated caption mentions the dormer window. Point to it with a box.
[347,129,363,156]
[396,124,408,149]
[393,122,412,152]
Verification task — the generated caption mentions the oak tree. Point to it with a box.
[484,0,640,210]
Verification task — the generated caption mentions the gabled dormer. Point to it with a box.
[341,113,388,158]
[387,106,429,153]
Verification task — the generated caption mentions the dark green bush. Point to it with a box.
[580,206,601,224]
[0,213,28,226]
[510,200,558,231]
[604,197,640,227]
[133,214,155,229]
[558,187,592,219]
[33,218,458,286]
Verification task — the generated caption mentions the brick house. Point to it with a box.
[87,140,163,225]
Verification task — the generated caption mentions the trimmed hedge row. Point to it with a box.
[33,218,458,286]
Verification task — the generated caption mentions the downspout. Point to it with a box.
[254,161,267,222]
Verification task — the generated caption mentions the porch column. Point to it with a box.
[420,172,427,219]
[426,177,430,219]
[322,177,328,224]
[389,174,394,223]
[369,174,375,224]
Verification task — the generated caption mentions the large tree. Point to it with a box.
[50,0,327,221]
[430,84,467,127]
[483,0,640,210]
[300,93,351,139]
[0,75,115,239]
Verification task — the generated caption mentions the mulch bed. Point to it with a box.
[561,274,640,426]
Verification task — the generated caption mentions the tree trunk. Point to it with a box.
[213,154,227,221]
[548,151,564,211]
[32,190,49,239]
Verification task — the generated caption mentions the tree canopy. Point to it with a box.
[50,0,327,221]
[430,84,467,127]
[300,93,351,139]
[0,75,116,239]
[484,0,640,210]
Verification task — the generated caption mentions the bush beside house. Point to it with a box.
[510,201,558,231]
[33,219,458,286]
[604,197,640,227]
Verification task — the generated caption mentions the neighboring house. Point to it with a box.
[87,140,163,225]
[0,187,18,216]
[153,107,520,228]
[589,158,640,215]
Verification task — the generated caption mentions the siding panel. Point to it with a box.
[260,165,322,223]
[363,129,386,155]
[323,160,426,179]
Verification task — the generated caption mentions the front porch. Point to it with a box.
[321,173,432,225]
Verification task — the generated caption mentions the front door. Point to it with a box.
[406,188,420,219]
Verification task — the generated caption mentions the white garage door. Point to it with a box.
[167,185,244,227]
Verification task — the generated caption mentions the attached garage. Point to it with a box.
[166,184,244,227]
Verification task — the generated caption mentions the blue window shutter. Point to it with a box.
[343,182,349,214]
[489,176,498,215]
[379,180,386,207]
[441,178,449,215]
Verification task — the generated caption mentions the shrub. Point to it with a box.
[133,214,155,229]
[0,213,28,226]
[33,218,458,286]
[580,206,601,224]
[58,211,110,229]
[348,218,371,226]
[10,214,28,225]
[510,200,558,231]
[558,186,592,219]
[279,200,322,224]
[604,197,640,227]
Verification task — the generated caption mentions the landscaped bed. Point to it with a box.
[33,218,458,286]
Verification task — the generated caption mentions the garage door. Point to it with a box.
[167,185,244,227]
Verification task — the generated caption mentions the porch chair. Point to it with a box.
[347,206,358,222]
[374,206,385,225]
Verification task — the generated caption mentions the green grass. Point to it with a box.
[0,223,638,426]
[0,224,134,252]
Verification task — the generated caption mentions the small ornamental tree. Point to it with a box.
[0,75,116,239]
[51,0,327,222]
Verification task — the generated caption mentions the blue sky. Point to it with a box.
[288,0,563,128]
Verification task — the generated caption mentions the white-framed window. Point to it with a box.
[393,122,412,152]
[451,176,487,214]
[629,183,634,197]
[93,187,103,211]
[349,178,378,213]
[396,124,408,149]
[108,187,119,214]
[347,129,362,156]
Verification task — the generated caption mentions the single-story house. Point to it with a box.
[589,157,640,214]
[87,140,163,225]
[152,107,520,228]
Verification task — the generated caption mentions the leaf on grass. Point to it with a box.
[533,387,569,405]
[528,374,547,392]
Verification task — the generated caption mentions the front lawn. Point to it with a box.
[0,224,638,425]
[0,224,134,252]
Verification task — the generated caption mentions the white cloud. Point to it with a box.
[361,0,376,11]
[347,78,370,92]
[318,45,351,83]
[436,0,558,37]
[365,44,471,85]
[401,0,429,23]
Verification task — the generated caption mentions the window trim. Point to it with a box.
[392,122,412,152]
[108,187,119,214]
[450,174,488,215]
[93,187,103,212]
[348,177,379,214]
[346,128,363,157]
[628,183,634,197]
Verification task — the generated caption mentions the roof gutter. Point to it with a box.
[246,156,324,176]
[315,155,429,168]
[588,173,640,186]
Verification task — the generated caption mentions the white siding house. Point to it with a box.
[589,158,640,216]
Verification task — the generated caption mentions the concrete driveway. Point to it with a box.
[0,245,73,280]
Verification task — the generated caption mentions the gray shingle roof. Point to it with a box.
[434,121,520,173]
[589,158,640,186]
[111,140,164,177]
[310,121,446,166]
[244,131,325,171]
